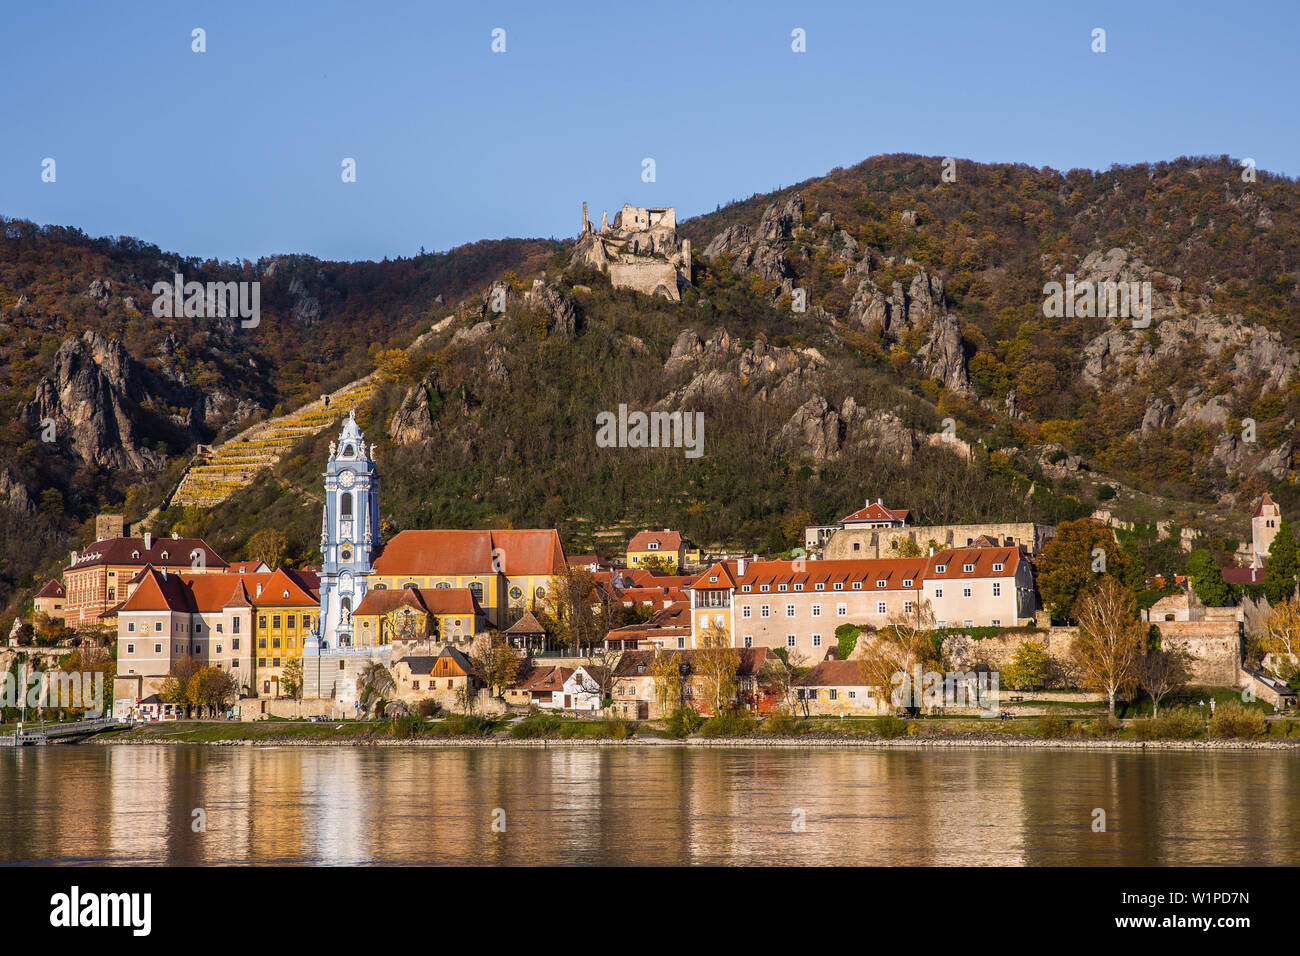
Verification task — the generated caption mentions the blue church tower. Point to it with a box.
[315,411,381,649]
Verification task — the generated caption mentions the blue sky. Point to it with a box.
[2,0,1295,262]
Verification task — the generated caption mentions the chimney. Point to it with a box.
[70,550,77,566]
[878,497,884,506]
[737,557,747,576]
[928,547,935,557]
[159,568,166,580]
[144,532,152,551]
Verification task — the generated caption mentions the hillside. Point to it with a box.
[3,152,1299,622]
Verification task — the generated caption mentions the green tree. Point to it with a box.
[1038,518,1141,623]
[1186,549,1232,607]
[1263,517,1299,604]
[280,657,304,700]
[1003,639,1052,691]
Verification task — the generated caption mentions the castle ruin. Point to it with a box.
[572,202,691,301]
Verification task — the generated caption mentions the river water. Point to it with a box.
[2,745,1297,865]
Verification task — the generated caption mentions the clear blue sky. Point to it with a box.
[2,0,1294,263]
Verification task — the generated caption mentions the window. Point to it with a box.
[741,585,751,593]
[785,605,796,618]
[963,586,972,598]
[273,638,282,649]
[286,615,296,629]
[760,585,770,593]
[778,584,787,592]
[761,605,770,618]
[794,583,803,592]
[812,634,822,647]
[935,587,944,598]
[258,638,267,649]
[273,615,281,629]
[876,580,886,588]
[648,542,658,550]
[153,643,161,654]
[128,622,136,633]
[991,619,1002,627]
[963,563,974,573]
[834,583,844,591]
[677,637,685,650]
[786,635,796,648]
[273,658,281,667]
[993,563,1004,572]
[232,639,240,650]
[903,578,913,588]
[963,620,974,628]
[216,623,223,633]
[742,606,751,618]
[154,622,162,632]
[815,583,824,591]
[743,635,753,648]
[829,689,837,700]
[811,604,821,617]
[258,658,267,668]
[216,645,222,654]
[126,644,135,654]
[877,602,887,614]
[853,542,861,552]
[935,565,946,574]
[233,618,240,634]
[904,601,914,613]
[259,616,267,628]
[851,582,862,590]
[937,620,947,628]
[993,582,1002,597]
[837,603,847,617]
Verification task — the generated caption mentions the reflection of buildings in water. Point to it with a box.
[299,750,371,864]
[107,746,174,863]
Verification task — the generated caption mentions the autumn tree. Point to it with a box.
[471,631,521,698]
[649,650,687,715]
[857,599,941,713]
[694,623,741,714]
[541,565,613,653]
[280,657,304,700]
[1003,639,1052,691]
[1038,518,1141,623]
[1071,577,1143,716]
[246,528,289,570]
[1259,596,1300,682]
[160,655,202,717]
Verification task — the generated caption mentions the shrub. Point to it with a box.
[1088,714,1122,738]
[602,719,632,740]
[510,713,563,738]
[873,715,907,739]
[1038,713,1069,738]
[415,698,441,718]
[761,708,805,736]
[442,714,495,737]
[700,710,757,738]
[1208,701,1267,739]
[388,714,425,739]
[665,707,705,738]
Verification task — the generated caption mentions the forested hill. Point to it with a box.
[2,152,1298,624]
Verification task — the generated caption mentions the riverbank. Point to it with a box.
[84,720,1300,751]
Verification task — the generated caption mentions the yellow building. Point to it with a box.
[627,529,696,570]
[352,586,486,649]
[250,569,320,697]
[368,529,566,628]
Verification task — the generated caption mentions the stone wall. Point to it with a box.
[823,521,1055,559]
[608,261,681,301]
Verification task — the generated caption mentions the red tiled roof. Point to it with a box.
[796,660,871,688]
[354,586,481,617]
[628,530,684,552]
[1222,567,1265,585]
[510,665,574,692]
[35,580,65,599]
[68,536,227,571]
[691,550,1021,592]
[372,529,566,576]
[1255,492,1279,518]
[841,503,910,525]
[613,646,779,679]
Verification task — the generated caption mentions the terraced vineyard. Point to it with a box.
[172,376,380,507]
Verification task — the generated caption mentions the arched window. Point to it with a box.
[469,582,484,603]
[341,492,353,517]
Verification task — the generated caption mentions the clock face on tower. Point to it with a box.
[338,470,356,489]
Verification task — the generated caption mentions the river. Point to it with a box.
[2,745,1298,865]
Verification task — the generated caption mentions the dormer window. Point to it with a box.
[851,582,861,590]
[131,551,140,559]
[778,584,787,592]
[834,583,844,591]
[794,584,803,591]
[709,575,717,583]
[876,580,886,588]
[963,563,974,573]
[935,565,947,573]
[282,590,290,599]
[760,585,770,593]
[903,579,913,588]
[993,563,1004,572]
[160,551,169,560]
[815,583,824,591]
[648,542,659,550]
[741,585,751,592]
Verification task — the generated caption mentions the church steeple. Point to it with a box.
[316,411,380,649]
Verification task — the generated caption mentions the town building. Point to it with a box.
[394,646,476,701]
[609,647,783,719]
[794,660,881,716]
[626,529,699,570]
[807,499,1054,559]
[1251,492,1282,568]
[685,548,1036,661]
[64,529,227,629]
[34,580,66,621]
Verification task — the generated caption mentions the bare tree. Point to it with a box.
[1072,577,1143,716]
[1260,596,1300,682]
[857,599,939,714]
[1138,645,1193,717]
[694,623,740,714]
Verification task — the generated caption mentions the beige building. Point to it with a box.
[795,660,882,716]
[686,548,1037,661]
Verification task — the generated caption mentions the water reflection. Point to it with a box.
[1,746,1297,865]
